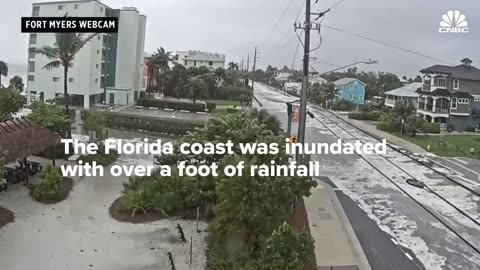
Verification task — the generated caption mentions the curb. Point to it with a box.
[318,179,372,270]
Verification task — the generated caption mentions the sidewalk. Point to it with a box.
[305,180,371,270]
[336,114,427,154]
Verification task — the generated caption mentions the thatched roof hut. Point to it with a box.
[0,119,60,162]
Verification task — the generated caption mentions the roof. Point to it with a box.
[384,82,422,97]
[278,66,293,74]
[452,92,474,98]
[420,63,480,81]
[184,52,225,62]
[0,119,61,163]
[334,78,366,86]
[310,77,327,84]
[416,88,452,97]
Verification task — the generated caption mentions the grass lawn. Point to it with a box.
[393,132,480,157]
[207,99,242,106]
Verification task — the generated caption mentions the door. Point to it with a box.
[109,93,114,105]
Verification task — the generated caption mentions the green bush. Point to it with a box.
[81,111,204,136]
[206,102,217,112]
[137,98,206,112]
[214,86,253,101]
[332,100,355,111]
[77,151,119,166]
[420,122,441,134]
[348,111,380,121]
[226,106,241,114]
[31,165,61,201]
[376,115,401,132]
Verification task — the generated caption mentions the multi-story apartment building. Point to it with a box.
[176,51,225,71]
[416,58,480,131]
[27,0,146,108]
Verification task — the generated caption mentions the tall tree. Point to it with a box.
[186,66,198,77]
[185,77,207,104]
[0,61,7,88]
[197,66,210,75]
[168,64,187,97]
[35,33,97,134]
[214,67,226,84]
[148,47,171,93]
[9,76,24,92]
[227,62,239,70]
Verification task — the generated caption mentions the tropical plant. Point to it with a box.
[9,76,24,92]
[34,32,97,134]
[147,47,171,93]
[29,102,71,137]
[185,77,208,104]
[0,88,25,121]
[197,66,210,75]
[186,66,199,77]
[0,61,7,88]
[227,62,239,70]
[83,111,106,141]
[214,67,226,82]
[168,64,188,97]
[31,165,61,201]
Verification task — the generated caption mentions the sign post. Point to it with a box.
[440,123,447,137]
[292,105,300,123]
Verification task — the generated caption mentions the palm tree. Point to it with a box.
[0,61,8,89]
[35,33,97,126]
[184,77,207,104]
[147,47,170,93]
[9,76,24,92]
[227,62,239,70]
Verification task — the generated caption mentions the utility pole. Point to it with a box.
[294,1,328,163]
[252,46,259,87]
[246,54,250,72]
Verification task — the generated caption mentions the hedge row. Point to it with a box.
[137,98,208,112]
[81,111,204,137]
[348,111,380,121]
[213,86,253,101]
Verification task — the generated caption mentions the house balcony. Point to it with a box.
[385,98,395,108]
[417,98,450,119]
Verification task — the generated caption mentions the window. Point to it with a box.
[184,60,187,65]
[28,49,36,59]
[474,96,480,102]
[209,61,213,66]
[97,49,100,54]
[28,75,35,81]
[29,34,37,45]
[453,79,460,89]
[451,97,457,109]
[53,77,61,82]
[28,61,35,72]
[95,78,99,83]
[458,98,469,104]
[96,64,99,69]
[74,4,79,9]
[194,61,197,66]
[350,84,354,90]
[32,6,40,16]
[100,7,104,12]
[69,78,74,83]
[437,77,447,87]
[58,5,64,10]
[98,35,101,40]
[349,95,354,101]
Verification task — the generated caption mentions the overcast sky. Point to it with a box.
[0,0,479,79]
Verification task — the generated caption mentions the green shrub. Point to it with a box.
[31,165,61,201]
[137,98,206,112]
[214,86,253,101]
[206,102,217,112]
[81,111,203,136]
[420,122,441,134]
[348,111,380,121]
[77,151,119,166]
[332,100,355,111]
[138,91,146,99]
[226,106,241,114]
[376,115,401,132]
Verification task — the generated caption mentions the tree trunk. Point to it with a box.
[64,65,71,138]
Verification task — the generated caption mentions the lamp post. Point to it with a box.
[296,59,377,163]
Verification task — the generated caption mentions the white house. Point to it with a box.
[384,82,422,108]
[27,0,146,108]
[176,50,225,71]
[275,66,294,82]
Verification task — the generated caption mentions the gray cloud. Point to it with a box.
[0,0,478,80]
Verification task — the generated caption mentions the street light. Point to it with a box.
[297,59,377,163]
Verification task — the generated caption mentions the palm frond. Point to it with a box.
[43,60,61,70]
[34,46,60,60]
[70,33,99,58]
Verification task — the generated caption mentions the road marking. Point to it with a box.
[439,157,480,176]
[390,238,398,245]
[405,252,414,261]
[454,157,469,165]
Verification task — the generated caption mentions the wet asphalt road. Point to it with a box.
[253,82,480,270]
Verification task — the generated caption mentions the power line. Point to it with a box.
[322,24,455,65]
[292,32,303,69]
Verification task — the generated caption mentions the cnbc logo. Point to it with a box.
[439,10,469,33]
